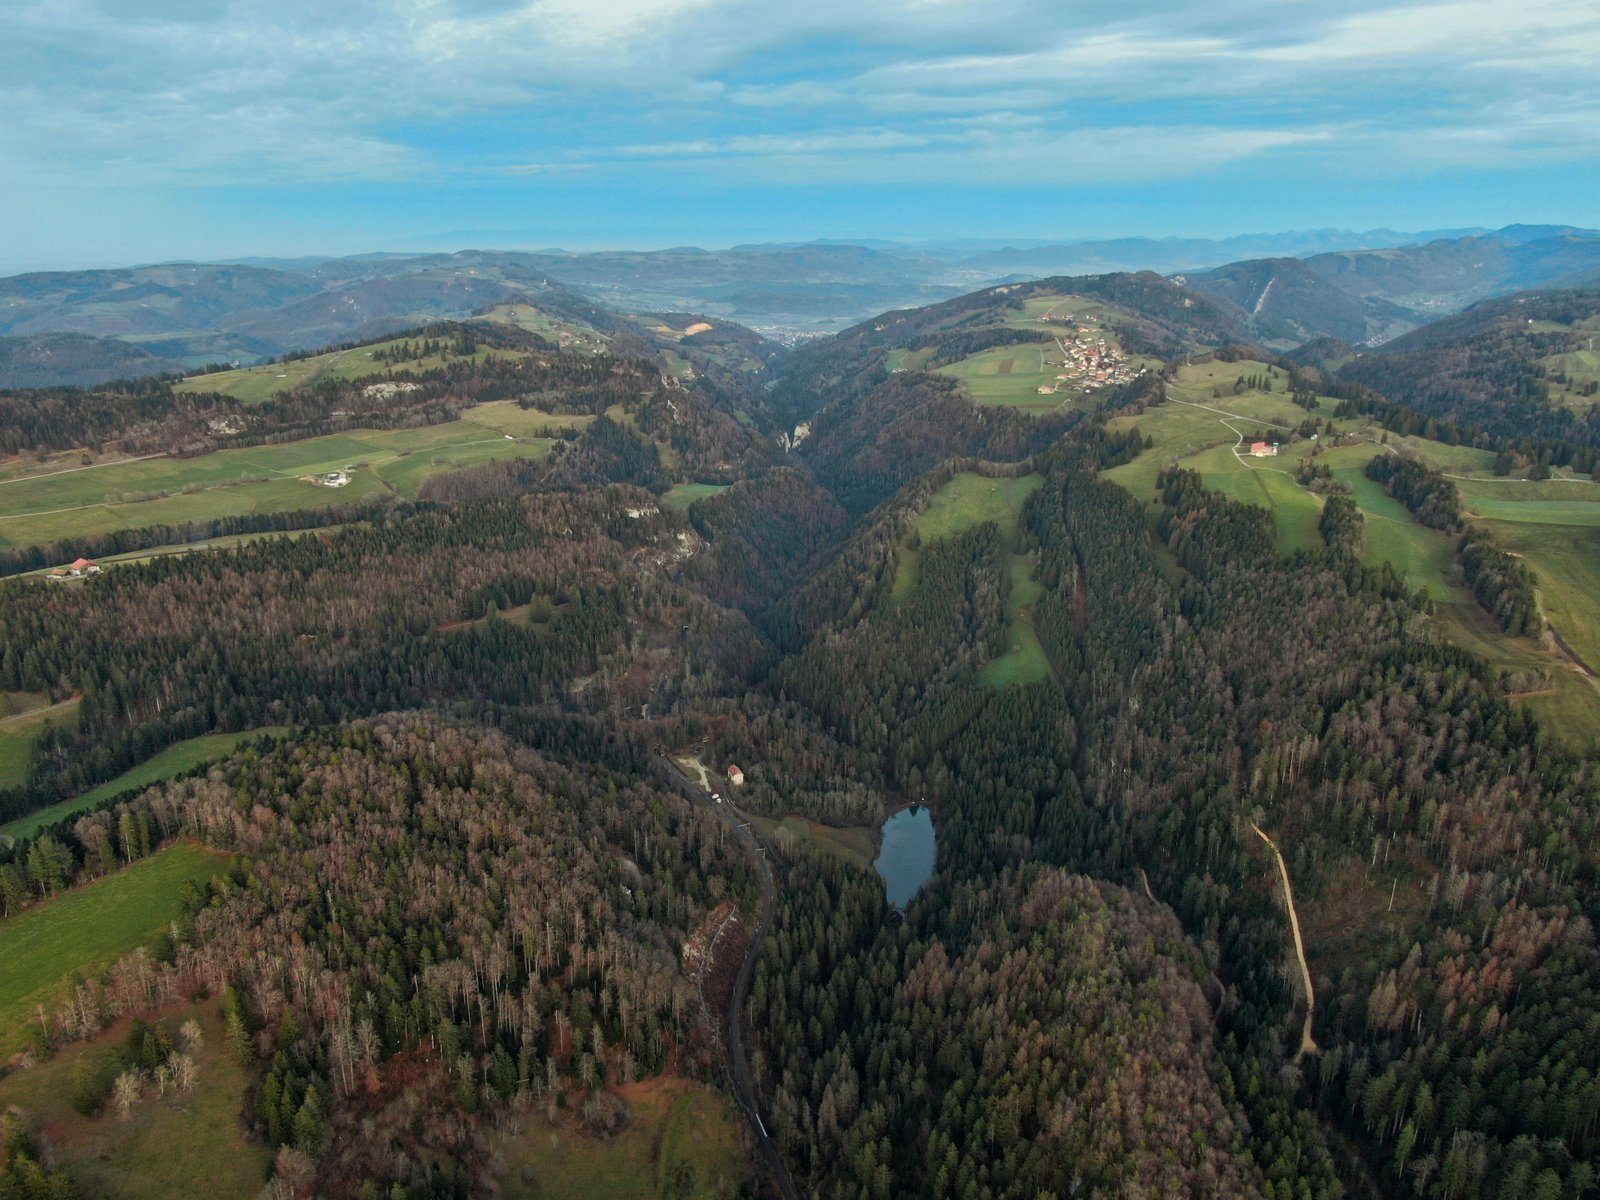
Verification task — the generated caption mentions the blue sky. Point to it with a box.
[4,0,1599,270]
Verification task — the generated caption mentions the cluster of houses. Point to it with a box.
[1036,333,1140,396]
[46,558,101,581]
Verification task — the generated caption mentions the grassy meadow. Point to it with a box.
[0,696,81,790]
[173,336,531,405]
[494,1076,748,1200]
[662,482,730,512]
[938,344,1063,411]
[755,813,878,872]
[1,727,289,843]
[0,842,234,1060]
[892,473,1050,687]
[1100,359,1600,745]
[0,997,270,1199]
[477,303,610,353]
[0,408,558,550]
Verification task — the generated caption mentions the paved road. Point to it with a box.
[655,758,799,1200]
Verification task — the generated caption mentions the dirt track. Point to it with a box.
[1252,823,1319,1060]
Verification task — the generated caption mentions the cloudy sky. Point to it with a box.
[5,0,1599,268]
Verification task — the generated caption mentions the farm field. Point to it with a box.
[893,473,1050,687]
[0,997,270,1200]
[173,336,530,404]
[1,727,290,843]
[939,344,1061,411]
[0,409,558,549]
[663,482,730,511]
[494,1076,747,1200]
[938,328,1154,414]
[0,842,234,1060]
[0,695,81,790]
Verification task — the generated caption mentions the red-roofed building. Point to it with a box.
[68,558,101,576]
[725,765,745,786]
[1250,442,1277,458]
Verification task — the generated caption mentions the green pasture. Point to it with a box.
[1396,439,1498,475]
[174,336,530,405]
[1099,369,1600,744]
[1001,293,1125,332]
[0,842,234,1060]
[938,344,1066,412]
[982,553,1050,688]
[374,436,553,498]
[0,697,81,790]
[460,400,594,438]
[0,411,557,549]
[1,727,289,843]
[0,996,270,1198]
[495,1077,747,1200]
[1454,469,1600,508]
[476,303,610,353]
[662,483,730,512]
[892,473,1050,687]
[1481,520,1600,674]
[1184,443,1324,553]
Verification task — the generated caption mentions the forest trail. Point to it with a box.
[1251,822,1319,1060]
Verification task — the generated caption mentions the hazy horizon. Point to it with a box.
[4,218,1595,279]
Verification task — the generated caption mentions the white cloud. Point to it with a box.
[1251,0,1600,66]
[0,0,1596,193]
[594,121,1327,184]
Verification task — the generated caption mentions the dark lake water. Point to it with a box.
[874,806,936,908]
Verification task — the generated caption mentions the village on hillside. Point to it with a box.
[1034,327,1140,396]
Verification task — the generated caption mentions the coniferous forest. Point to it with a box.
[3,275,1600,1200]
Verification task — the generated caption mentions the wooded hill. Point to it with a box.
[4,269,1600,1200]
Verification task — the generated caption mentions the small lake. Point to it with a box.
[874,806,936,908]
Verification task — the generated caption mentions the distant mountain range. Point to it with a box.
[1176,228,1600,348]
[2,224,1598,388]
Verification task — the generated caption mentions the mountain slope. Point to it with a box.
[1337,289,1600,444]
[1180,256,1419,346]
[0,333,189,389]
[1302,231,1600,313]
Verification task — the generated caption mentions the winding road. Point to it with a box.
[656,757,798,1200]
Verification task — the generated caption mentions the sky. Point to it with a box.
[4,0,1599,271]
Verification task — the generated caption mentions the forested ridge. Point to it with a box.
[5,274,1600,1200]
[1337,291,1600,448]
